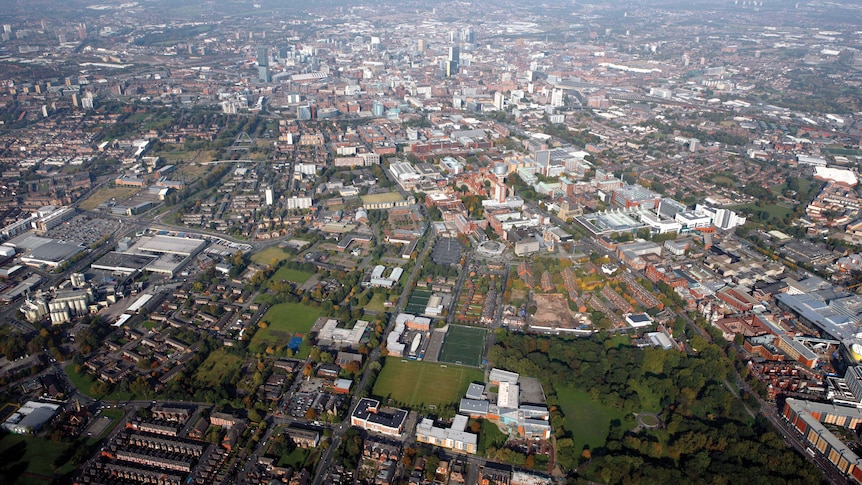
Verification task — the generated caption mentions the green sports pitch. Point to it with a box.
[373,358,483,408]
[438,325,487,367]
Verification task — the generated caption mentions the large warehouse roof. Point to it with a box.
[91,251,158,273]
[137,235,206,256]
[21,240,85,266]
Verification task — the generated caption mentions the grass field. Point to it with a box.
[0,434,70,484]
[628,379,661,412]
[438,325,487,367]
[366,292,392,312]
[556,387,630,454]
[710,174,736,186]
[251,303,322,352]
[251,246,295,266]
[78,186,141,210]
[360,192,404,204]
[268,266,314,284]
[730,203,793,222]
[373,359,483,408]
[254,293,275,305]
[195,350,243,388]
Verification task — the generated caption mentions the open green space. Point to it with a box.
[251,303,322,352]
[175,159,218,178]
[254,293,275,305]
[0,433,70,484]
[730,203,793,222]
[373,359,483,408]
[194,350,243,388]
[628,379,661,413]
[360,192,404,204]
[78,186,141,210]
[605,335,631,350]
[366,292,392,313]
[252,246,295,266]
[710,174,736,186]
[268,266,314,284]
[438,325,487,367]
[771,176,819,201]
[555,386,630,455]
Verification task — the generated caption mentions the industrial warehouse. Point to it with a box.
[91,234,206,277]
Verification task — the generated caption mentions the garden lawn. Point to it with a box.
[373,359,483,408]
[475,418,508,455]
[194,350,243,388]
[555,387,629,455]
[277,447,311,469]
[250,303,322,352]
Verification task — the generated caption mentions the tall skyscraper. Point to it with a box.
[257,46,270,82]
[463,27,474,44]
[494,91,505,110]
[446,46,460,77]
[550,88,564,107]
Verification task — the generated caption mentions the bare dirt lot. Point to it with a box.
[531,293,576,328]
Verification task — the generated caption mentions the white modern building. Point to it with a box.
[287,196,313,210]
[695,204,747,230]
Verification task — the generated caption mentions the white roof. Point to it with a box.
[498,382,519,409]
[814,166,858,186]
[127,293,153,312]
[137,235,206,256]
[489,368,519,384]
